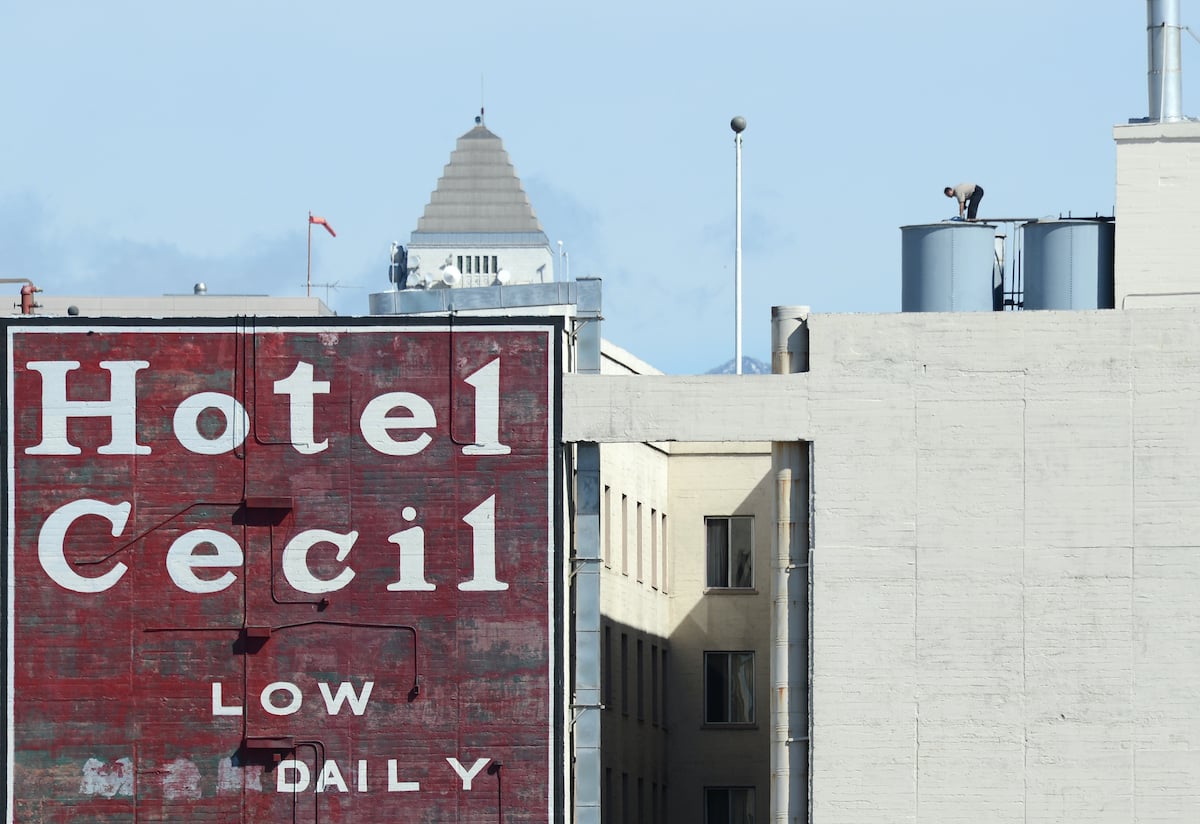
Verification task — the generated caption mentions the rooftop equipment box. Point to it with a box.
[3,318,563,822]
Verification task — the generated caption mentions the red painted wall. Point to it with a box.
[5,321,562,822]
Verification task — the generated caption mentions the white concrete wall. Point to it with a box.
[1114,121,1200,307]
[567,307,1200,824]
[407,244,554,286]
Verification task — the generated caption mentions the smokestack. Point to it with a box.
[1148,0,1184,121]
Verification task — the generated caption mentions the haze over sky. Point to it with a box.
[0,2,1156,374]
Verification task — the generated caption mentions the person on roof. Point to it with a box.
[944,182,984,220]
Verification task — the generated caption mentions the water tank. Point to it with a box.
[1022,219,1115,310]
[901,222,997,312]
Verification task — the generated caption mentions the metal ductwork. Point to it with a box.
[1148,0,1184,122]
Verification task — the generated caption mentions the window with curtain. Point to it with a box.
[705,516,753,588]
[704,651,755,724]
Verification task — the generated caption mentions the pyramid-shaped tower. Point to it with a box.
[405,116,554,288]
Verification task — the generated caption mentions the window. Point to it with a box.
[704,787,755,824]
[661,648,669,729]
[604,769,612,823]
[650,507,658,589]
[622,773,630,823]
[636,639,645,721]
[621,633,629,715]
[621,495,629,575]
[651,643,659,726]
[705,651,755,724]
[661,513,668,593]
[603,625,612,707]
[706,516,753,589]
[603,486,612,567]
[636,502,644,582]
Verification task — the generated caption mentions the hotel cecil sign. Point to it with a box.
[4,320,563,822]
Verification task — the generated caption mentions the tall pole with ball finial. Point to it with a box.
[731,115,747,374]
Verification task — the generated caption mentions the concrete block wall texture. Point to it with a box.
[1115,121,1200,307]
[810,310,1198,824]
[565,307,1200,823]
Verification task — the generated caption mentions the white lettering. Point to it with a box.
[273,361,330,454]
[278,759,310,792]
[25,360,151,456]
[173,392,249,455]
[458,496,507,592]
[316,760,348,793]
[281,530,358,594]
[357,759,367,792]
[318,681,374,716]
[386,507,435,591]
[167,530,242,594]
[261,682,303,716]
[446,757,489,791]
[38,499,131,593]
[387,760,420,792]
[462,359,511,456]
[211,683,242,717]
[359,392,435,456]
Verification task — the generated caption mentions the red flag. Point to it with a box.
[309,214,336,237]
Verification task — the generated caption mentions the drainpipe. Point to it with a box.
[770,306,810,824]
[572,279,603,824]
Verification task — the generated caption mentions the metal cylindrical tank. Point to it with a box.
[901,222,997,312]
[1022,219,1115,310]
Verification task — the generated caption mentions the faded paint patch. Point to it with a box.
[163,758,203,801]
[218,756,263,793]
[318,331,340,347]
[80,757,133,797]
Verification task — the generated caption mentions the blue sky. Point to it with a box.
[1,2,1151,373]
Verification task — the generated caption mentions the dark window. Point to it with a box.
[661,648,669,729]
[651,643,659,726]
[705,516,753,588]
[621,633,629,715]
[704,651,755,724]
[603,625,612,707]
[636,639,645,721]
[622,773,630,823]
[704,787,755,824]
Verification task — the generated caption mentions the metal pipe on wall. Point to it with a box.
[770,306,810,824]
[572,282,604,824]
[1148,0,1184,121]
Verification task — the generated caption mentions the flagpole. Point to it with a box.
[306,211,313,298]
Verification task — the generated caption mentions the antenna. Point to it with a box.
[480,75,485,126]
[299,280,348,304]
